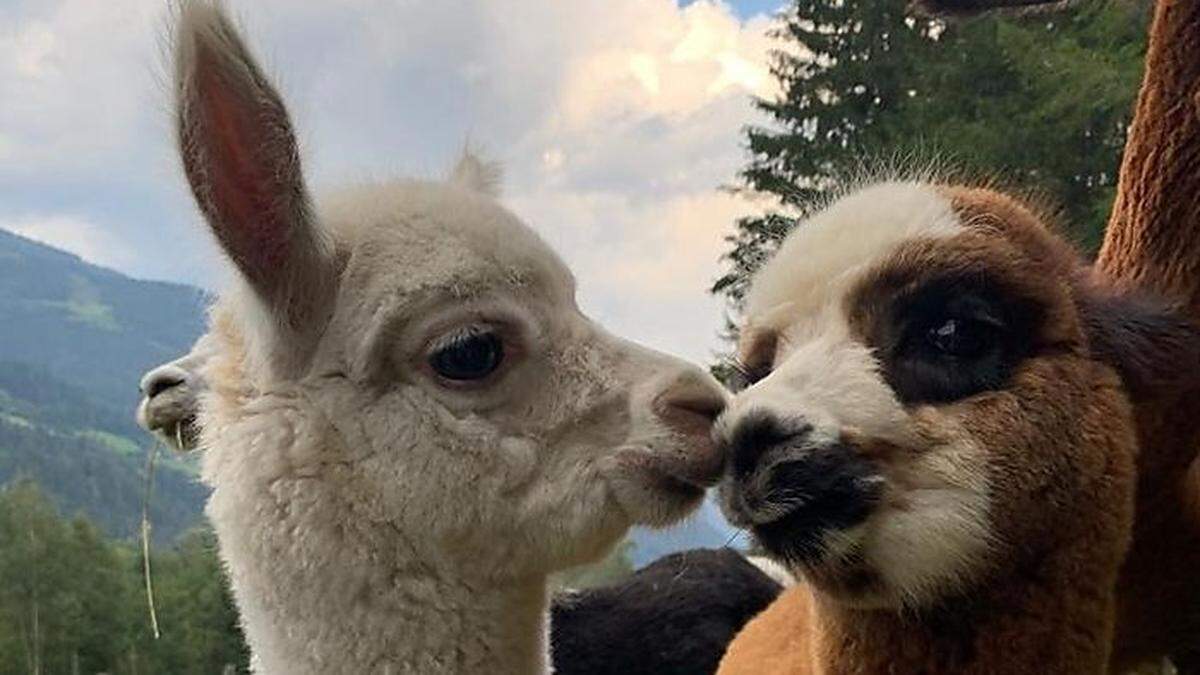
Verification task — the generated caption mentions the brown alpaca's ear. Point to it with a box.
[173,1,334,331]
[1077,286,1200,399]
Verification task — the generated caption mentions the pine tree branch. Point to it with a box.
[912,0,1081,15]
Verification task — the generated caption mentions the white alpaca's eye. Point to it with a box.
[428,328,505,382]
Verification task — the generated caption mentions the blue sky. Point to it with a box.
[687,0,787,19]
[0,0,785,364]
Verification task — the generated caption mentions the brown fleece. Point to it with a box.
[721,357,1136,675]
[719,188,1145,675]
[1093,2,1200,669]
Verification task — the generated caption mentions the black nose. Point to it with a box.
[728,411,813,479]
[721,412,883,561]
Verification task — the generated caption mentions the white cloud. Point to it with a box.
[0,0,164,175]
[4,214,136,270]
[0,0,783,365]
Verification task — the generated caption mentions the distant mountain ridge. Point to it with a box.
[0,226,739,560]
[0,227,209,410]
[0,227,209,541]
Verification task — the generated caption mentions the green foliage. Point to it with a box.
[0,482,248,674]
[715,0,1149,309]
[0,418,206,545]
[0,360,206,544]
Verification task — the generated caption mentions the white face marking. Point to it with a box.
[745,181,965,328]
[723,182,995,608]
[733,182,963,445]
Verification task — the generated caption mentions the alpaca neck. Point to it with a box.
[806,548,1115,674]
[235,544,551,674]
[1099,1,1200,310]
[207,476,551,674]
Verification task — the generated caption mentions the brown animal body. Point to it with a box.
[814,1,1200,669]
[1096,1,1200,670]
[714,183,1200,674]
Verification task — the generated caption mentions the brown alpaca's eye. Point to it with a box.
[429,329,504,381]
[927,318,991,358]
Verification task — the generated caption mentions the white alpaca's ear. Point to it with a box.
[450,150,503,197]
[173,1,334,332]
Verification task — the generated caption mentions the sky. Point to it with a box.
[0,0,788,365]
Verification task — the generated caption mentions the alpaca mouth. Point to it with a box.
[165,415,201,452]
[149,414,201,452]
[139,395,201,452]
[722,466,884,566]
[750,494,868,564]
[616,442,724,491]
[633,457,708,499]
[607,446,712,527]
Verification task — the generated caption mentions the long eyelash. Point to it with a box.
[729,357,752,381]
[726,357,770,391]
[432,325,491,351]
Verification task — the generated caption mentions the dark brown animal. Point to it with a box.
[550,549,784,675]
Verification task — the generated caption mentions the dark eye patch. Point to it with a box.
[867,278,1039,405]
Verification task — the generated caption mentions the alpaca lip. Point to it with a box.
[152,414,200,452]
[635,437,725,489]
[616,444,722,492]
[724,462,884,564]
[139,391,202,452]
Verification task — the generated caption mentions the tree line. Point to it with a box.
[715,0,1149,309]
[0,482,248,674]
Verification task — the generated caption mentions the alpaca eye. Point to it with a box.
[926,318,992,359]
[429,329,504,381]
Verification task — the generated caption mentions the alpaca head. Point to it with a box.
[138,333,215,451]
[718,181,1200,609]
[170,1,726,581]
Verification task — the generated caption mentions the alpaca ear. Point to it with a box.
[1077,285,1200,398]
[449,151,503,197]
[173,1,334,330]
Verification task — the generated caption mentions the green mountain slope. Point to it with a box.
[0,228,209,542]
[0,227,208,411]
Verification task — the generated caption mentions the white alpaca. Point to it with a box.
[163,3,726,673]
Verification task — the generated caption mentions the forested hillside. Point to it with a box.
[0,228,208,411]
[0,228,209,543]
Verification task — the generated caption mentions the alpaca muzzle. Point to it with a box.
[719,411,883,563]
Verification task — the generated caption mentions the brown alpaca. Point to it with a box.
[882,2,1200,670]
[713,182,1200,675]
[932,1,1200,668]
[1093,1,1200,670]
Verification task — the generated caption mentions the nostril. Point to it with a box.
[728,413,813,479]
[656,395,726,439]
[667,395,724,424]
[653,371,727,434]
[143,372,186,399]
